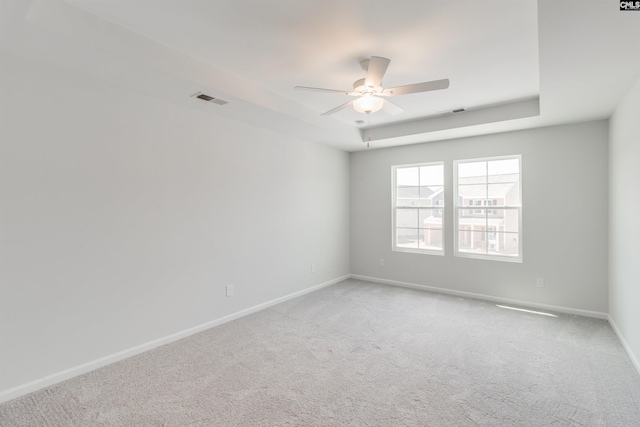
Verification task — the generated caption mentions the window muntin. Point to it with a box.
[454,156,522,262]
[393,163,444,255]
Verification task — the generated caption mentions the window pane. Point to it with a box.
[488,232,519,256]
[459,207,487,222]
[487,159,520,179]
[420,208,443,227]
[396,228,419,248]
[487,183,519,205]
[393,162,444,254]
[458,162,487,181]
[489,159,520,186]
[488,173,519,184]
[419,185,444,206]
[396,209,418,228]
[421,228,443,250]
[458,207,488,254]
[397,167,419,186]
[458,184,487,202]
[458,230,487,254]
[455,156,521,261]
[420,164,444,185]
[396,186,419,207]
[492,209,519,233]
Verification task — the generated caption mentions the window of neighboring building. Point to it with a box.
[392,162,444,255]
[454,156,522,262]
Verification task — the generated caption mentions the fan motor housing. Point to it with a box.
[353,78,382,94]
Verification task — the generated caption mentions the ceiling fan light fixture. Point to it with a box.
[295,56,449,117]
[353,93,384,115]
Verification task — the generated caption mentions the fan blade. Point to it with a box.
[382,79,450,96]
[295,86,354,95]
[381,99,404,116]
[364,56,390,88]
[321,100,354,116]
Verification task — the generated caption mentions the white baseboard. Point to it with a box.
[0,275,349,404]
[608,315,640,377]
[354,274,639,378]
[349,274,609,319]
[5,274,631,404]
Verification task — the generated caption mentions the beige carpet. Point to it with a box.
[2,279,640,426]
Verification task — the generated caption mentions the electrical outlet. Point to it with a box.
[311,264,316,273]
[226,284,234,297]
[379,258,385,267]
[536,277,545,288]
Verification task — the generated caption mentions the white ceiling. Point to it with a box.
[2,0,640,151]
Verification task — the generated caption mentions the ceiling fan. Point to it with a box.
[295,56,450,116]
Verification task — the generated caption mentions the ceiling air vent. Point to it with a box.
[191,92,229,106]
[452,108,466,113]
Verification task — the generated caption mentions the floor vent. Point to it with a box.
[191,92,229,106]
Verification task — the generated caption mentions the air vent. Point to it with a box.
[452,108,466,113]
[196,94,215,101]
[191,92,229,106]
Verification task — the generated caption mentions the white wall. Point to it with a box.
[0,54,350,396]
[609,75,640,373]
[350,121,609,314]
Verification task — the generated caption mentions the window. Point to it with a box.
[454,156,521,262]
[392,162,444,255]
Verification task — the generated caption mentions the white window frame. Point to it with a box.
[453,155,522,263]
[392,162,445,256]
